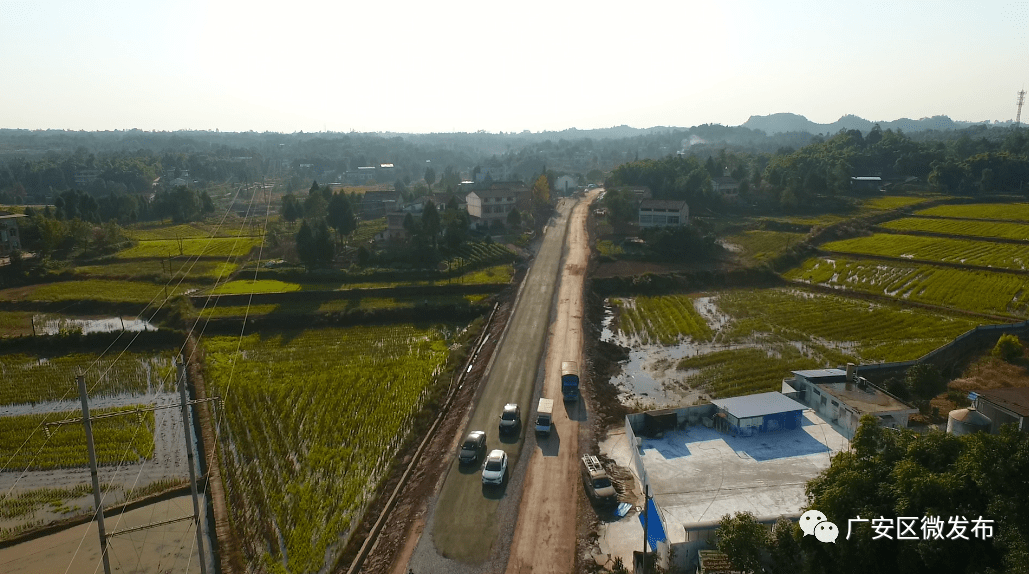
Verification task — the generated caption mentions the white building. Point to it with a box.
[553,175,576,195]
[638,199,689,228]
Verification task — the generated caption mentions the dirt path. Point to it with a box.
[506,190,597,574]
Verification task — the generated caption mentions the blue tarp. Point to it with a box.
[637,498,666,551]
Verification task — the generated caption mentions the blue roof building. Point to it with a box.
[710,392,807,435]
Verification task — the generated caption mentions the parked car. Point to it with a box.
[481,449,508,485]
[459,431,487,464]
[499,403,520,434]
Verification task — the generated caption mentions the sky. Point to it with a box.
[1,0,1028,134]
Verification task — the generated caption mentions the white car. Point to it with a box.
[481,449,508,485]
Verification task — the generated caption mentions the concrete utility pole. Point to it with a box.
[178,358,208,574]
[78,372,112,574]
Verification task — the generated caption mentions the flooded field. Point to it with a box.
[1,391,194,536]
[35,316,157,335]
[600,288,981,404]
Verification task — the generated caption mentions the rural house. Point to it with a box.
[781,366,918,439]
[0,212,26,255]
[710,170,740,200]
[972,388,1029,433]
[465,181,529,228]
[638,199,689,228]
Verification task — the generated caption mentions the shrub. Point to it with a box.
[991,333,1023,362]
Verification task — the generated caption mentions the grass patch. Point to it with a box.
[0,312,36,337]
[723,230,806,262]
[204,325,451,573]
[352,218,386,244]
[0,405,155,471]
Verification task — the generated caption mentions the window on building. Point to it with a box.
[640,215,653,224]
[667,216,679,224]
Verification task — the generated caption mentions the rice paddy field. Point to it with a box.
[125,222,264,241]
[785,256,1029,317]
[880,217,1029,241]
[1,406,155,471]
[608,288,982,399]
[115,237,263,259]
[858,195,937,211]
[914,202,1029,222]
[0,350,176,406]
[207,263,514,295]
[821,233,1029,270]
[0,279,195,304]
[203,325,452,574]
[72,259,240,281]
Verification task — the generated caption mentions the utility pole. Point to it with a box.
[178,358,208,574]
[1017,89,1026,128]
[641,483,650,574]
[78,372,112,574]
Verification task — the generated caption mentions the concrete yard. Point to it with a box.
[597,410,848,566]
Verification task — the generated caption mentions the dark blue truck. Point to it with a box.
[561,361,579,401]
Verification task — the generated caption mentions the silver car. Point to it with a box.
[481,449,508,485]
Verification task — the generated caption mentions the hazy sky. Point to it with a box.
[2,0,1028,133]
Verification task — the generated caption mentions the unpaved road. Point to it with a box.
[506,190,597,574]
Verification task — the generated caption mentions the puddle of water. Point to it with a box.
[36,316,157,335]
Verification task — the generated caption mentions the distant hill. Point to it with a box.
[741,113,1007,135]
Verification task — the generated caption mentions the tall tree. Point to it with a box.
[424,166,436,189]
[282,193,300,226]
[295,220,315,267]
[421,200,440,247]
[326,192,357,245]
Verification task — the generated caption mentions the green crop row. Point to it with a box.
[822,233,1029,270]
[0,484,94,520]
[210,279,302,295]
[0,351,176,406]
[72,259,240,281]
[914,203,1029,222]
[116,237,263,259]
[860,195,935,211]
[0,406,155,471]
[611,295,713,345]
[204,325,451,574]
[881,217,1029,241]
[677,345,823,398]
[724,230,806,262]
[125,222,261,241]
[0,279,193,304]
[786,256,1029,317]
